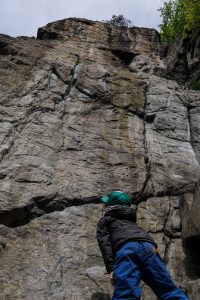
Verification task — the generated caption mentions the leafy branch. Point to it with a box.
[158,0,200,43]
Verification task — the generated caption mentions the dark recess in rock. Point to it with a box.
[111,49,138,65]
[145,113,156,123]
[0,42,9,55]
[159,44,169,58]
[183,239,200,280]
[0,206,33,228]
[0,240,6,249]
[0,41,18,56]
[91,293,111,300]
[0,195,102,228]
[37,28,60,40]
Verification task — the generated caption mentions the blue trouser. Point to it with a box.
[113,242,189,300]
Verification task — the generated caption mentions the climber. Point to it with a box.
[96,191,189,300]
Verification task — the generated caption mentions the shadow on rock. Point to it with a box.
[183,239,200,280]
[91,292,111,300]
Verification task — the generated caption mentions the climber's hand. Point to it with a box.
[108,272,114,285]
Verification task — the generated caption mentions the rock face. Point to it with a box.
[0,18,200,299]
[160,33,200,83]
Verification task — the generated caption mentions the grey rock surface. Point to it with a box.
[181,180,200,242]
[0,204,112,300]
[0,18,200,299]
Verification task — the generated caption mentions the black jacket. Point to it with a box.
[96,205,157,273]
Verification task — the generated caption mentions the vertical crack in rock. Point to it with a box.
[140,84,154,201]
[187,106,200,166]
[0,134,15,164]
[56,54,81,119]
[139,123,152,202]
[163,235,171,264]
[51,65,65,83]
[62,54,80,101]
[163,199,173,238]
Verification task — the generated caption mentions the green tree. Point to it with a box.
[103,15,132,27]
[158,0,200,43]
[183,0,200,37]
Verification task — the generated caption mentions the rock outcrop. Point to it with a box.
[0,18,200,299]
[159,33,200,84]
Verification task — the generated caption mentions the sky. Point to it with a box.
[0,0,166,38]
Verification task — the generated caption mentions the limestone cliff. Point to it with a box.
[0,18,200,299]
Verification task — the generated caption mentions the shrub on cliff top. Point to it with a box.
[103,15,132,27]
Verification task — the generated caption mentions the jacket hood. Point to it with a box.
[104,205,137,222]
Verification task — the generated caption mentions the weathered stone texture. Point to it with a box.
[164,33,200,83]
[0,18,200,299]
[181,180,200,241]
[0,205,112,300]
